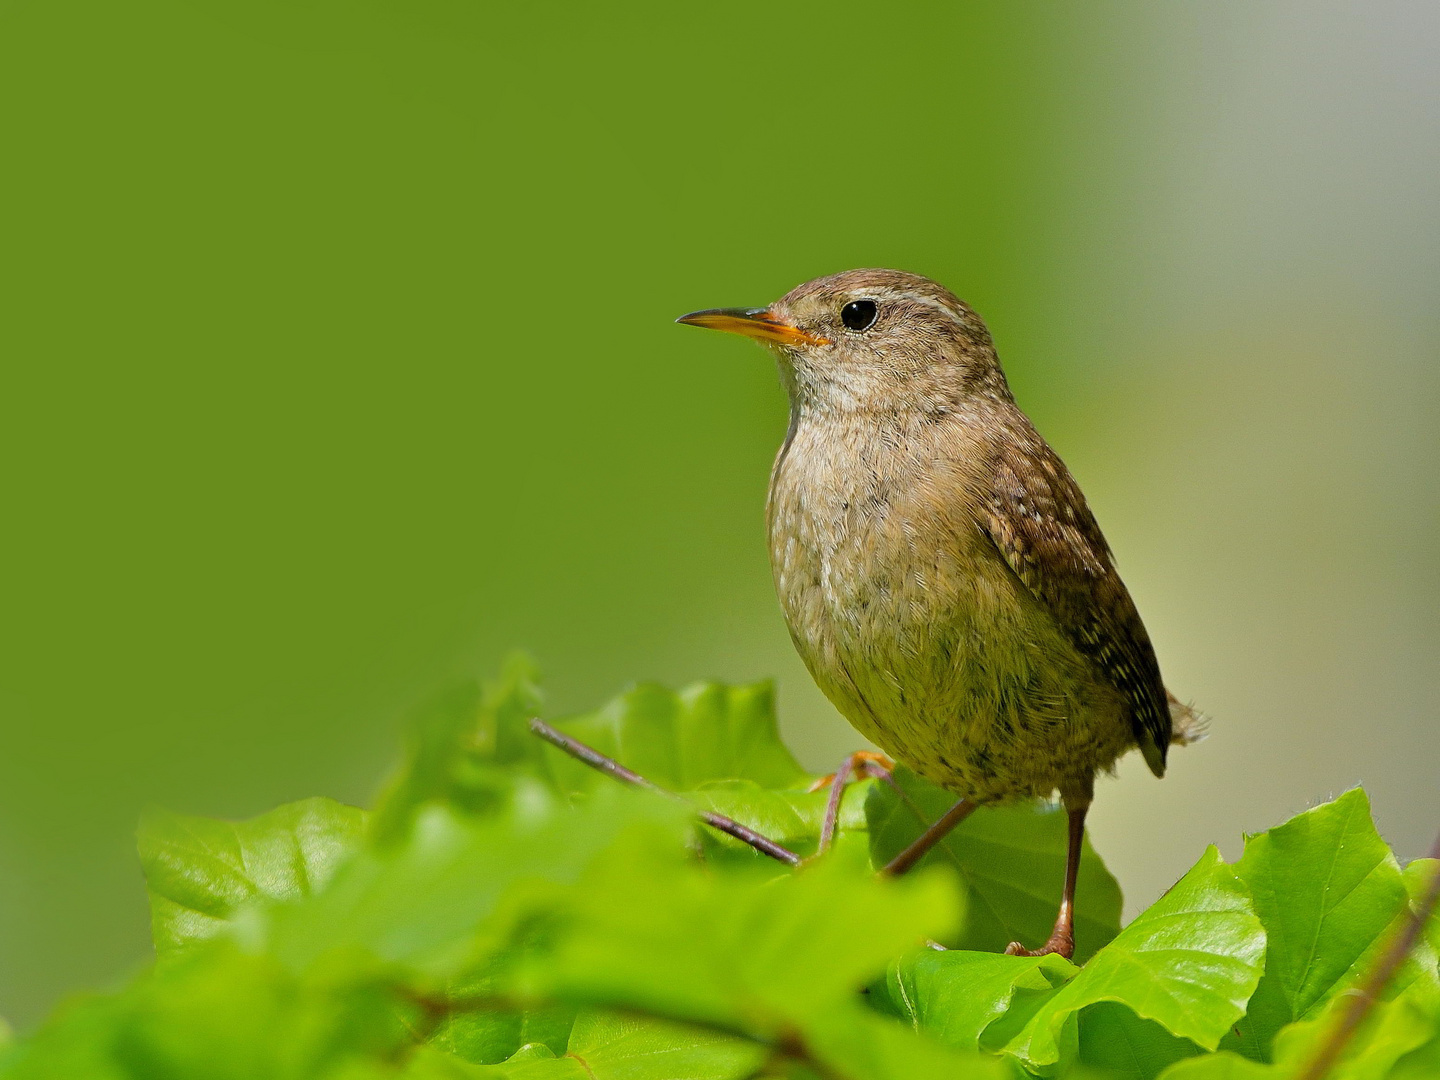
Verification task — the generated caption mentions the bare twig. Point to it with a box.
[1296,831,1440,1080]
[528,717,801,867]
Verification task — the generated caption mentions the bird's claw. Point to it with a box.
[806,750,895,792]
[1003,933,1074,960]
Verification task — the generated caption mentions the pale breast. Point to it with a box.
[767,414,1131,801]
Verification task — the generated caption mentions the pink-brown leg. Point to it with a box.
[1005,800,1089,960]
[881,796,980,876]
[812,751,896,855]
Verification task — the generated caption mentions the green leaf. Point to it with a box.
[536,1009,763,1080]
[1226,788,1411,1059]
[540,681,807,795]
[1075,1002,1203,1079]
[1156,1052,1271,1079]
[372,656,544,846]
[1003,846,1265,1073]
[513,831,959,1039]
[1404,858,1440,957]
[866,766,1122,961]
[871,949,1075,1052]
[263,785,690,979]
[399,1047,511,1079]
[0,994,132,1080]
[0,945,410,1080]
[1265,979,1440,1080]
[124,947,410,1080]
[419,1015,766,1080]
[426,980,576,1067]
[490,1047,589,1080]
[1391,1027,1440,1080]
[475,655,547,767]
[138,796,367,959]
[370,679,484,845]
[801,1005,1014,1080]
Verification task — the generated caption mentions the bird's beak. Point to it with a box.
[675,307,830,347]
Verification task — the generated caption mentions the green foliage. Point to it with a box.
[1225,789,1422,1060]
[1005,848,1263,1071]
[3,660,1436,1079]
[871,847,1265,1074]
[139,796,368,960]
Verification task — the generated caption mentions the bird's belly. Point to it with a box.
[770,511,1132,802]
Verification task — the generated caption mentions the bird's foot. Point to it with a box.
[806,750,895,792]
[809,751,897,857]
[1003,931,1074,960]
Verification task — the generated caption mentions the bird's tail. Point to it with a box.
[1166,690,1210,746]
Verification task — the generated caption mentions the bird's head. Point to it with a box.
[677,269,1012,417]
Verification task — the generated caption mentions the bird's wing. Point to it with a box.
[982,435,1172,776]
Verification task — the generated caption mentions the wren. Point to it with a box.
[678,269,1202,958]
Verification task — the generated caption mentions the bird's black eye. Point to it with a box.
[841,299,878,331]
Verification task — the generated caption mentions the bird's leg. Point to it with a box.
[812,751,896,856]
[881,796,980,876]
[808,750,895,792]
[1005,799,1089,960]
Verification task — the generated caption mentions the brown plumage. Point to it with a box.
[678,269,1201,958]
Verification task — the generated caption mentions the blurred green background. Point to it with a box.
[3,0,1438,1029]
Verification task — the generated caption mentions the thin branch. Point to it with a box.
[528,717,801,867]
[1296,831,1440,1080]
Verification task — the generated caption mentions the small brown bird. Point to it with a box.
[678,269,1201,958]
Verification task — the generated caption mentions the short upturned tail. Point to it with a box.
[1139,690,1208,778]
[1166,690,1210,747]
